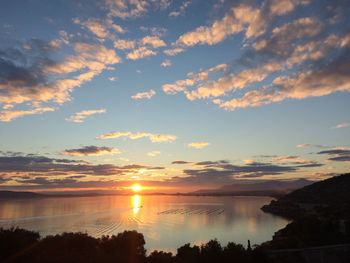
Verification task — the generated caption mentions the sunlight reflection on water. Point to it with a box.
[0,195,290,252]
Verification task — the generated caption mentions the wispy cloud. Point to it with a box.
[73,18,125,41]
[297,144,327,149]
[66,109,106,123]
[108,77,118,81]
[162,63,227,94]
[171,160,192,164]
[333,122,349,129]
[126,46,157,60]
[169,1,191,17]
[175,0,308,48]
[63,146,121,156]
[0,40,120,121]
[147,151,161,157]
[97,131,177,143]
[105,0,171,19]
[188,142,210,149]
[0,107,55,122]
[163,47,184,56]
[161,59,172,67]
[131,89,156,100]
[318,148,350,162]
[114,39,136,50]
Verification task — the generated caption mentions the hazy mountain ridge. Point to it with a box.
[0,191,44,199]
[192,179,313,196]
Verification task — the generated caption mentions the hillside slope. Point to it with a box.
[262,173,350,219]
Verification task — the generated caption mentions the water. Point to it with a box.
[0,195,289,252]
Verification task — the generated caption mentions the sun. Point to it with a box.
[131,183,142,193]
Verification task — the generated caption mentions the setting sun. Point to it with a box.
[131,184,142,193]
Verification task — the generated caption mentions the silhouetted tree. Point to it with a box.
[176,243,200,263]
[18,232,100,263]
[222,242,246,263]
[200,239,222,263]
[147,250,173,263]
[0,227,40,262]
[100,230,146,263]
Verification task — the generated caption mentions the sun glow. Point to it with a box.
[131,183,142,193]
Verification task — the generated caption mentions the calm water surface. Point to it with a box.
[0,195,289,252]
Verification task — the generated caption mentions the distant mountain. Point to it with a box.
[261,173,350,219]
[192,179,313,196]
[0,191,45,199]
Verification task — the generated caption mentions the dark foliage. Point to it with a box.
[0,227,40,262]
[0,228,268,263]
[263,216,350,250]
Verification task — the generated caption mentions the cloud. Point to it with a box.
[126,46,157,60]
[140,26,167,36]
[161,59,172,67]
[163,47,185,56]
[105,0,171,19]
[318,148,350,162]
[105,0,149,19]
[169,1,191,17]
[167,157,324,185]
[333,122,349,129]
[97,131,177,143]
[186,61,281,100]
[188,142,210,149]
[297,144,327,149]
[66,109,106,123]
[297,144,312,148]
[73,18,125,41]
[163,2,350,111]
[0,153,168,190]
[109,77,118,81]
[169,11,180,17]
[175,1,308,48]
[63,146,120,156]
[269,155,322,167]
[131,89,156,100]
[182,24,346,102]
[175,4,257,46]
[252,17,322,57]
[0,40,121,121]
[0,107,55,122]
[147,151,161,157]
[0,154,163,177]
[114,39,136,50]
[141,35,166,48]
[172,160,301,185]
[216,53,350,110]
[162,63,227,94]
[171,160,191,164]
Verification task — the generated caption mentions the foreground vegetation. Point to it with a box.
[2,219,350,263]
[0,227,267,263]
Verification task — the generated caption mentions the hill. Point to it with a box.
[0,191,45,199]
[192,179,312,197]
[261,173,350,219]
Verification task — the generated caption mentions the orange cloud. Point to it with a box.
[126,46,157,60]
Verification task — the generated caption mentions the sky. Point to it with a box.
[0,0,349,193]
